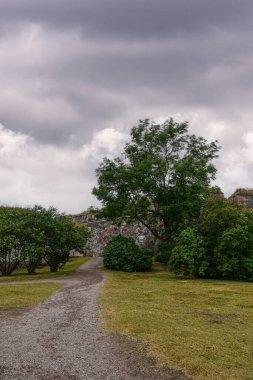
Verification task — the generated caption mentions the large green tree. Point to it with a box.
[93,119,220,245]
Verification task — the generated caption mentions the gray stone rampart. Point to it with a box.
[72,212,154,256]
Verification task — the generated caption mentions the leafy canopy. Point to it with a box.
[0,205,88,276]
[93,119,219,242]
[170,196,253,280]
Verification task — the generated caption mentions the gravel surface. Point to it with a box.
[0,258,189,380]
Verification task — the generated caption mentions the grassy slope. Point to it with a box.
[100,263,253,380]
[0,256,90,282]
[0,283,61,308]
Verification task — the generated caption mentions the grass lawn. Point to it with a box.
[100,263,253,380]
[0,283,61,308]
[0,256,90,282]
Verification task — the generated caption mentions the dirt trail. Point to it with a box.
[0,258,189,380]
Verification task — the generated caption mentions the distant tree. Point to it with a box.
[93,119,219,252]
[0,206,89,276]
[0,207,25,275]
[41,207,88,272]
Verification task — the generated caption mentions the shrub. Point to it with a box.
[169,198,253,281]
[215,225,253,280]
[169,227,208,277]
[103,235,152,272]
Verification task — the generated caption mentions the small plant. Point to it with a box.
[103,235,152,272]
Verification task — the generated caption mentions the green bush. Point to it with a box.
[215,225,253,280]
[103,235,152,272]
[168,198,253,281]
[169,227,208,277]
[199,197,253,280]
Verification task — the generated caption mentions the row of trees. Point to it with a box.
[0,206,88,276]
[93,118,253,280]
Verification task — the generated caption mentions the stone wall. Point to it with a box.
[229,188,253,209]
[72,211,154,256]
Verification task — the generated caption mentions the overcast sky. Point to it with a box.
[1,0,253,213]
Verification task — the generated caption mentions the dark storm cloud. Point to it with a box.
[0,30,251,140]
[0,0,252,39]
[0,0,253,144]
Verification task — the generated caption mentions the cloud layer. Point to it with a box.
[0,123,129,213]
[0,1,253,212]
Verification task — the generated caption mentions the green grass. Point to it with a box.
[0,256,90,282]
[0,283,61,308]
[100,263,253,380]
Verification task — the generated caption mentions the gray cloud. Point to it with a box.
[0,0,252,39]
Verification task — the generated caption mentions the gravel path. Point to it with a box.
[0,258,189,380]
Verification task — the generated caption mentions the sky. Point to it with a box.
[1,0,253,214]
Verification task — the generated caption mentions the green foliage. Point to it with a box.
[103,235,152,272]
[199,196,248,278]
[155,241,173,263]
[93,118,219,245]
[92,117,253,281]
[208,185,223,195]
[169,197,253,281]
[0,207,26,275]
[36,207,88,272]
[0,206,89,276]
[200,196,245,248]
[215,224,253,280]
[169,227,208,277]
[19,206,48,274]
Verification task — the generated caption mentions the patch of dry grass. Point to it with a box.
[100,263,253,380]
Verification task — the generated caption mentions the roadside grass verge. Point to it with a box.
[100,263,253,380]
[0,283,61,308]
[0,256,90,282]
